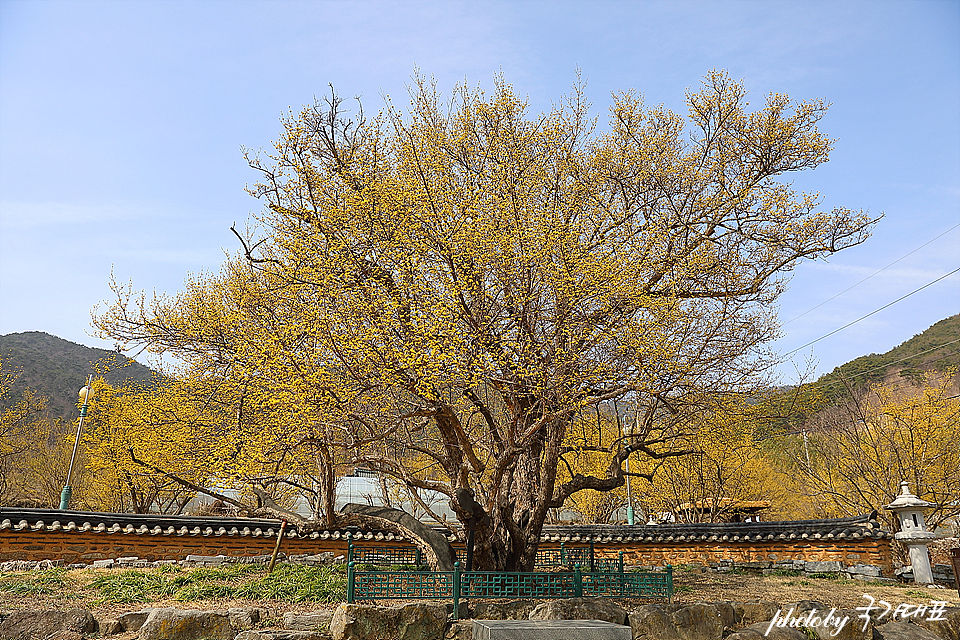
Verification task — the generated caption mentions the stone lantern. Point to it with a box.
[884,481,938,585]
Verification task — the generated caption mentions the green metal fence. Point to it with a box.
[348,540,617,572]
[535,543,624,573]
[346,541,467,567]
[346,562,673,619]
[348,541,423,566]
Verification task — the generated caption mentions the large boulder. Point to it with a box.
[874,622,944,640]
[910,606,960,640]
[137,607,235,640]
[39,632,83,640]
[470,600,537,620]
[629,605,683,640]
[629,603,724,640]
[730,602,780,627]
[672,603,725,640]
[528,598,627,625]
[329,603,448,640]
[805,608,872,640]
[0,609,97,640]
[751,605,871,640]
[726,622,808,640]
[236,632,330,640]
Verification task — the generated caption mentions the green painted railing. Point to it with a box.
[346,562,673,619]
[346,540,467,566]
[535,543,624,573]
[348,540,424,566]
[348,539,618,572]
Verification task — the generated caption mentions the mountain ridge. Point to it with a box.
[0,331,155,421]
[2,316,957,422]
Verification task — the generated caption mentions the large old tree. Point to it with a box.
[95,71,876,570]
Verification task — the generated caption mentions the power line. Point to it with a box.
[783,223,960,327]
[784,266,960,357]
[834,340,960,377]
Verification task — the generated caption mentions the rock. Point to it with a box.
[236,631,330,640]
[528,597,627,625]
[727,622,808,640]
[43,632,83,640]
[874,621,943,639]
[329,602,448,640]
[97,618,124,635]
[910,606,960,640]
[92,558,115,569]
[782,600,829,613]
[757,605,869,640]
[284,612,334,632]
[806,608,871,640]
[444,620,472,639]
[846,563,883,578]
[0,609,97,640]
[118,609,154,632]
[470,600,537,620]
[713,602,736,629]
[137,607,234,640]
[231,607,270,630]
[629,605,682,640]
[732,602,780,626]
[445,602,469,621]
[805,561,843,574]
[629,603,724,640]
[670,603,724,639]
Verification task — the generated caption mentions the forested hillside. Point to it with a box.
[0,332,154,421]
[813,314,959,400]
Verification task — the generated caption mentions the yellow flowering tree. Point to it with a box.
[95,70,875,570]
[0,358,53,504]
[635,397,807,523]
[787,372,960,531]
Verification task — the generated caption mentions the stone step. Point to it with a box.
[472,619,632,639]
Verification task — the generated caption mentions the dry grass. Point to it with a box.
[671,567,959,609]
[0,565,956,619]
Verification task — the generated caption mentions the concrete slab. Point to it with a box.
[472,619,632,640]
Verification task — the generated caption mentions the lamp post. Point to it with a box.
[59,375,94,511]
[623,413,638,526]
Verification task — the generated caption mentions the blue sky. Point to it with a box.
[1,0,957,383]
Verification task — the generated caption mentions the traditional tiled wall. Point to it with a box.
[580,539,893,572]
[0,529,893,574]
[0,529,345,563]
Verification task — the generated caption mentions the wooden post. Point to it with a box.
[267,520,287,573]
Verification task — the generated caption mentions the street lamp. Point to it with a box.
[59,375,94,510]
[622,412,639,526]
